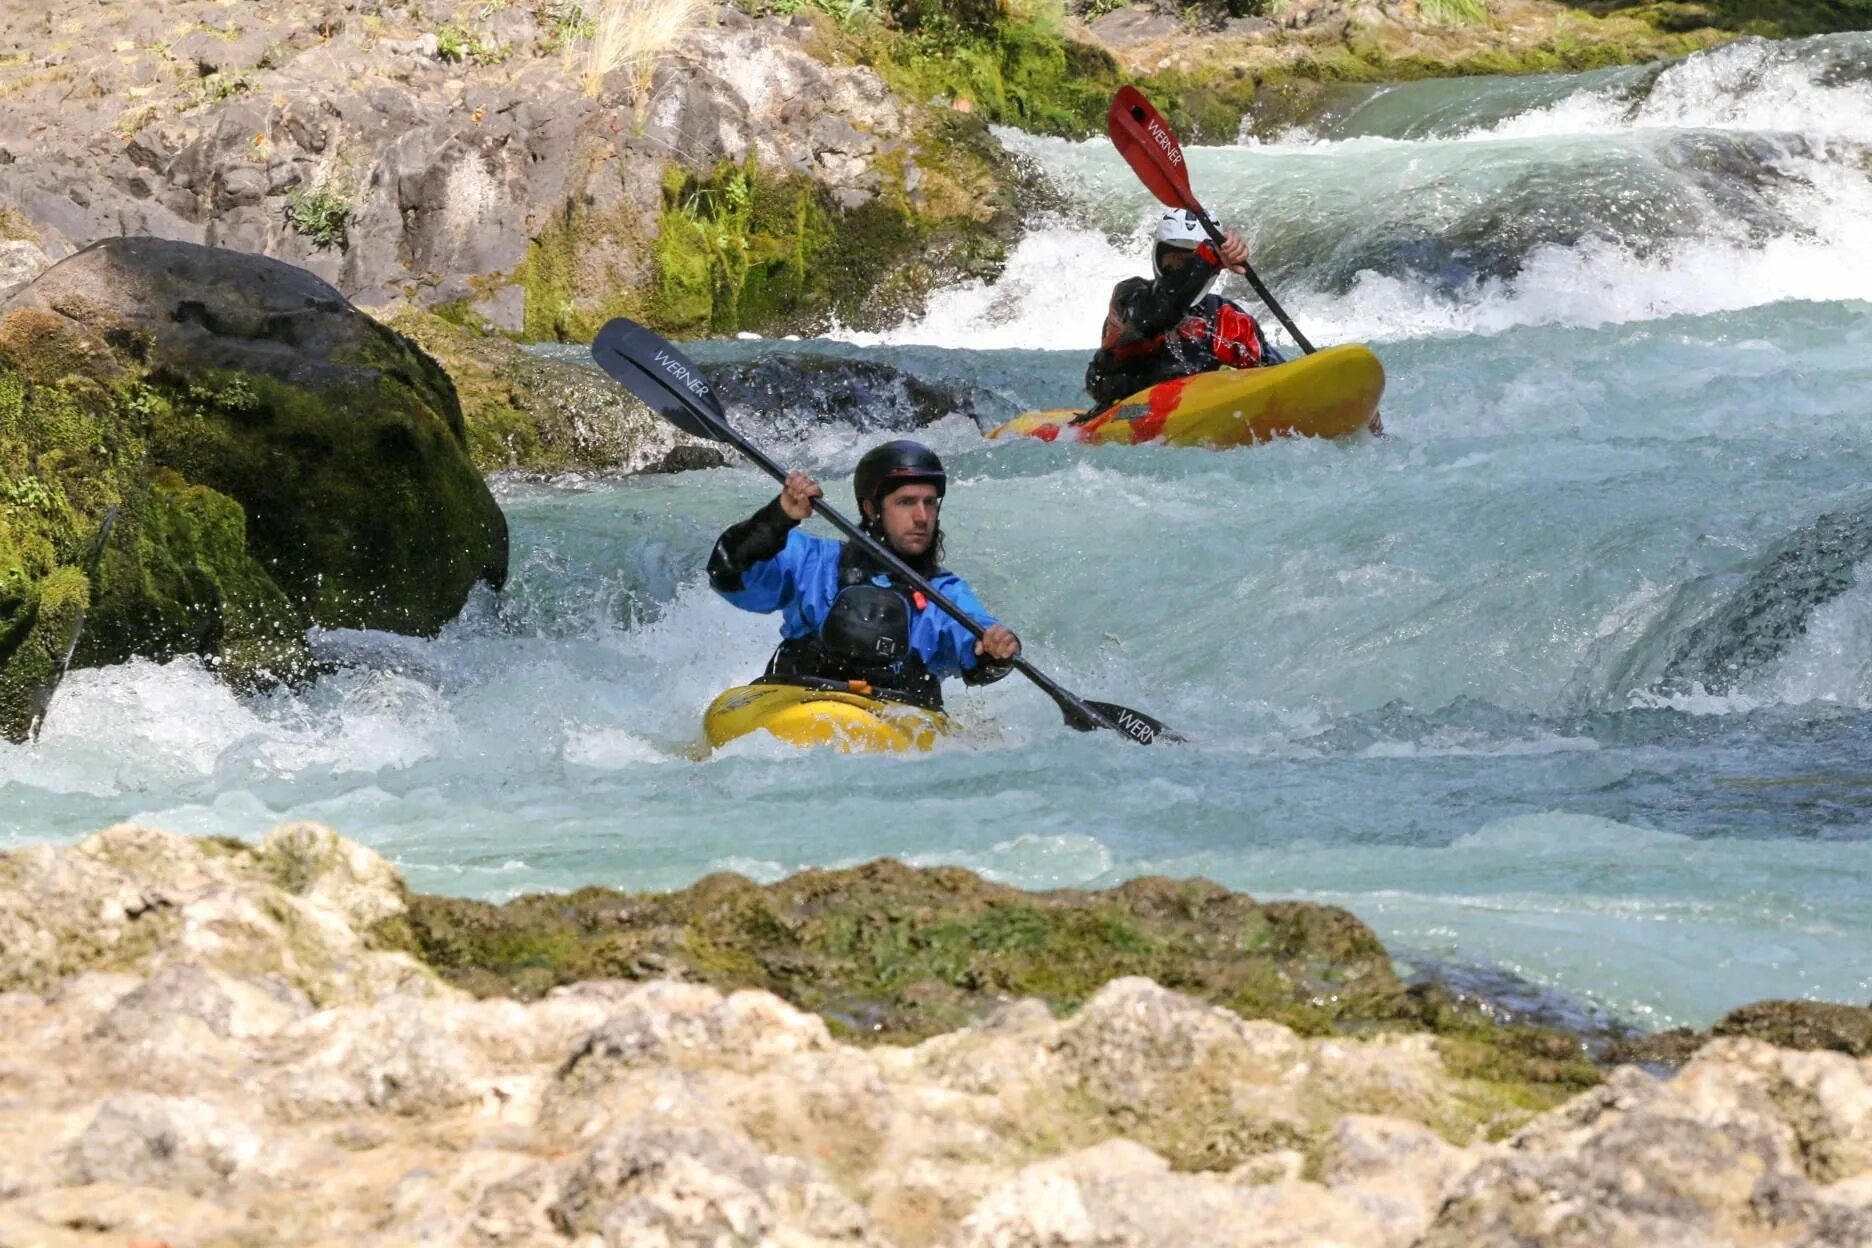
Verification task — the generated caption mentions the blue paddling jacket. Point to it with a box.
[707,498,1012,709]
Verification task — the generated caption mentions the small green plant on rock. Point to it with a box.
[435,24,510,63]
[544,0,598,49]
[285,186,351,249]
[816,0,874,25]
[1419,0,1487,24]
[436,25,470,60]
[2,475,54,512]
[179,70,252,111]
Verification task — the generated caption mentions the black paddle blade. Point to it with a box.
[1074,698,1185,745]
[591,317,729,441]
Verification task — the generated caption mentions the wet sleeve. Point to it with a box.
[708,497,801,600]
[927,578,1017,681]
[962,650,1017,686]
[1114,252,1223,339]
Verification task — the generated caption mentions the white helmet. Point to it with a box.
[1151,209,1208,279]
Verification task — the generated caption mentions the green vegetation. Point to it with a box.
[179,70,252,111]
[284,186,351,249]
[0,251,511,740]
[389,859,1600,1119]
[1419,0,1489,24]
[520,120,1014,341]
[543,0,598,48]
[1624,0,1872,37]
[435,23,510,65]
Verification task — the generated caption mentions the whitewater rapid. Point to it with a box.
[7,33,1872,1031]
[849,33,1872,351]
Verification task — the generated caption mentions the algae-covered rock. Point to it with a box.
[1607,997,1872,1069]
[0,238,508,738]
[1713,999,1872,1056]
[384,308,726,476]
[400,862,1407,1036]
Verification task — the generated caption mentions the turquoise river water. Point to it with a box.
[6,34,1871,1032]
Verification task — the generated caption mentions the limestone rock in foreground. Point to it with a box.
[0,822,427,1004]
[1,824,1868,1246]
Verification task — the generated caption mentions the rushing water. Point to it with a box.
[7,35,1872,1031]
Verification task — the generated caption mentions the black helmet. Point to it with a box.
[853,440,946,512]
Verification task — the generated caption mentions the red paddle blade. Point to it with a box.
[1108,85,1199,213]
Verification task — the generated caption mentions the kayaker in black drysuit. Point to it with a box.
[1084,209,1283,410]
[706,440,1020,711]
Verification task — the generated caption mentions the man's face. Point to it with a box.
[867,483,940,557]
[1157,242,1199,274]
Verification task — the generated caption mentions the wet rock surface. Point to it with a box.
[1,823,1869,1246]
[705,352,998,436]
[388,309,729,477]
[0,236,506,741]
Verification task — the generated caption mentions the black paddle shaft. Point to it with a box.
[1185,205,1317,356]
[588,318,1180,745]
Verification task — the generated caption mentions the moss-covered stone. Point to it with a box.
[860,1,1122,138]
[1626,0,1872,38]
[801,0,1865,150]
[1599,998,1872,1071]
[392,859,1605,1112]
[0,238,509,738]
[516,197,654,345]
[651,159,838,336]
[0,561,86,740]
[383,308,724,476]
[1711,999,1872,1055]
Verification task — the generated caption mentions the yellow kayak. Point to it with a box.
[703,680,952,753]
[986,344,1385,449]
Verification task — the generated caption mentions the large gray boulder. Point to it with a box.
[0,237,507,740]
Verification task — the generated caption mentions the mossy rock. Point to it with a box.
[1711,999,1872,1055]
[4,238,507,632]
[0,238,509,738]
[1601,998,1872,1070]
[0,560,86,740]
[393,859,1602,1106]
[523,139,1019,342]
[1626,0,1872,37]
[383,309,725,476]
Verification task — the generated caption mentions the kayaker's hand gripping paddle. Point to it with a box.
[1108,85,1316,356]
[591,317,1183,745]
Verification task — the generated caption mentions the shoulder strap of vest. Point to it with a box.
[837,541,875,587]
[840,541,948,592]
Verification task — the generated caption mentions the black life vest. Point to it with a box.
[763,544,942,709]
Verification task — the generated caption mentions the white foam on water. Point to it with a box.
[849,36,1872,351]
[1480,36,1872,145]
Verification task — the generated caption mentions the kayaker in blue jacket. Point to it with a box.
[1084,209,1282,409]
[706,440,1020,711]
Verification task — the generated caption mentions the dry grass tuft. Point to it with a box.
[577,0,706,99]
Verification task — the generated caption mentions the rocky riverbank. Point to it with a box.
[6,0,1865,344]
[1,822,1869,1246]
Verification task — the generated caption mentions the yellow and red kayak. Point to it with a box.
[987,344,1385,449]
[703,680,952,753]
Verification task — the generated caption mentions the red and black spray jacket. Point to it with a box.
[1084,248,1271,408]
